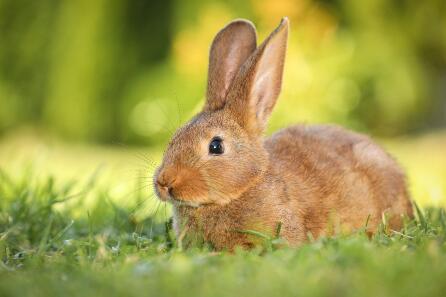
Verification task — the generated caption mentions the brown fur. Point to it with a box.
[153,18,413,251]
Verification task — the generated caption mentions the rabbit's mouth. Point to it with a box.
[168,196,203,208]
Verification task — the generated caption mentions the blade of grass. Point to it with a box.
[37,215,54,255]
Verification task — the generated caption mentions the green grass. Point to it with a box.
[1,169,446,297]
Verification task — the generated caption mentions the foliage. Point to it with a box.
[1,171,446,297]
[1,0,446,144]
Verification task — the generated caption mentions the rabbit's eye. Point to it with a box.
[209,137,224,155]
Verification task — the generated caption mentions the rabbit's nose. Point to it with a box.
[157,180,171,192]
[156,180,167,190]
[155,175,175,201]
[155,179,169,200]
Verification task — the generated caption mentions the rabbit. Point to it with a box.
[154,17,413,251]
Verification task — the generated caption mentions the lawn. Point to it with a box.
[0,131,446,297]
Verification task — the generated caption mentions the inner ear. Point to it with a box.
[226,18,289,134]
[204,20,257,112]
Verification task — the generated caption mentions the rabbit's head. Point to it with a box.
[154,18,288,207]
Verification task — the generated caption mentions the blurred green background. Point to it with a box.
[2,0,446,142]
[0,0,445,206]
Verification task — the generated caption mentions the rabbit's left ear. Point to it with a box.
[204,19,257,112]
[227,18,289,133]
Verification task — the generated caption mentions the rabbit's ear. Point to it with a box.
[227,18,288,133]
[204,20,257,112]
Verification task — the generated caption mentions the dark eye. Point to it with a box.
[209,137,224,155]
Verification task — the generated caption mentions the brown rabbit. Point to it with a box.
[154,18,413,250]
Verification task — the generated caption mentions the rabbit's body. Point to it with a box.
[154,18,413,251]
[172,124,412,250]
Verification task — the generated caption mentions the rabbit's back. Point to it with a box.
[265,124,413,237]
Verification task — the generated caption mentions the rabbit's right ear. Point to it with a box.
[204,20,257,112]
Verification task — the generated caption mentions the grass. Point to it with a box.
[1,169,446,297]
[0,130,446,297]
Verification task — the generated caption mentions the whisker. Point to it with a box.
[149,200,163,239]
[154,100,178,136]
